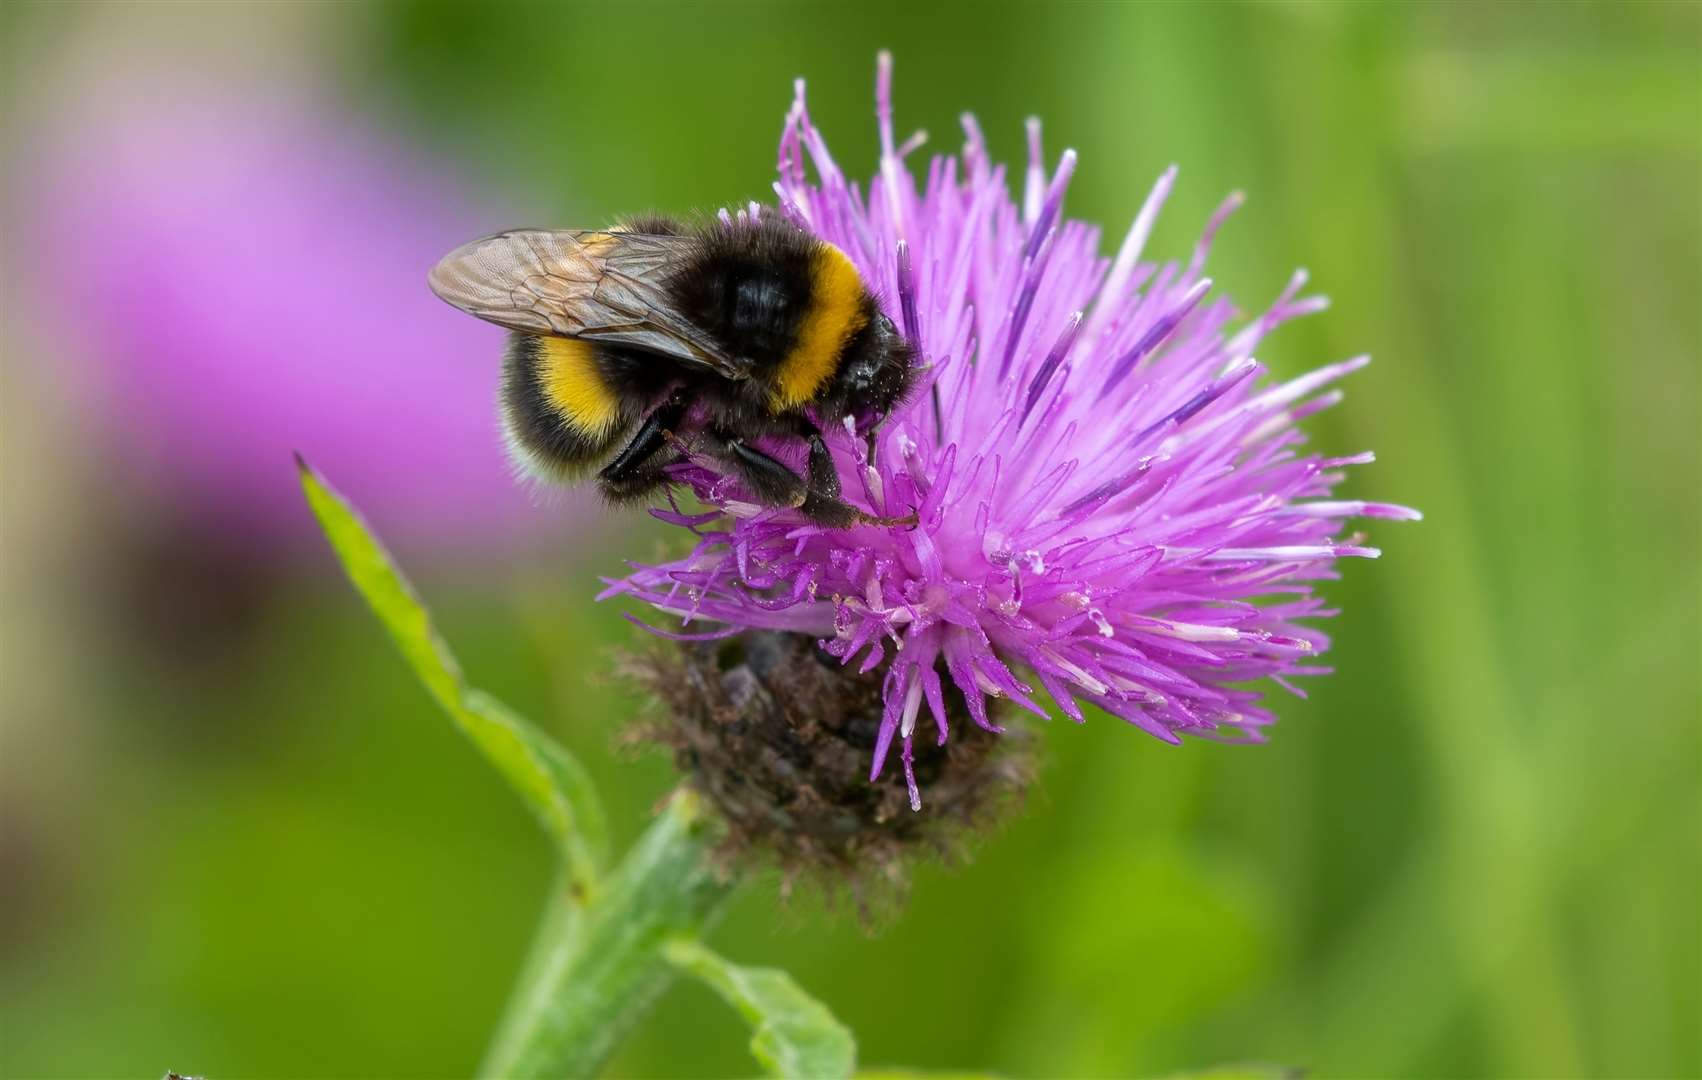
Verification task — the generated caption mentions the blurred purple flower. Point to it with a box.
[607,57,1418,807]
[24,91,545,549]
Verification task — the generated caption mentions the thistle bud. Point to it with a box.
[627,631,1029,912]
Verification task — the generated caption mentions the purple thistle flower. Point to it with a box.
[606,56,1417,810]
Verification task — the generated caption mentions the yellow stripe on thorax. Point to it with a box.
[538,336,621,435]
[771,243,868,411]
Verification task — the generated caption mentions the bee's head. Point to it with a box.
[833,309,918,425]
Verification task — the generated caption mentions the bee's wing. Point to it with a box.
[429,229,750,379]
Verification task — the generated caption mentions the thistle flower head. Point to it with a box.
[627,630,1027,910]
[607,56,1417,810]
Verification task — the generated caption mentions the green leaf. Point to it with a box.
[663,938,856,1080]
[297,456,606,895]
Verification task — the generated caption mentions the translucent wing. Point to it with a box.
[428,229,750,379]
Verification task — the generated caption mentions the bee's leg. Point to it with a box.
[797,420,918,529]
[712,430,811,509]
[598,394,688,501]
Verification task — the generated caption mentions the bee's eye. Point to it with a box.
[877,312,897,336]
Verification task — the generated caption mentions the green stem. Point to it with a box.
[479,789,735,1079]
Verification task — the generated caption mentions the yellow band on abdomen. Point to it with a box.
[771,243,869,411]
[538,336,621,436]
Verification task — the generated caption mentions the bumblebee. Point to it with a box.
[428,215,916,527]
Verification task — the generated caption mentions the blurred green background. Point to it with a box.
[2,2,1697,1078]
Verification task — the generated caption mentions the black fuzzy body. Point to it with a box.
[499,214,916,518]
